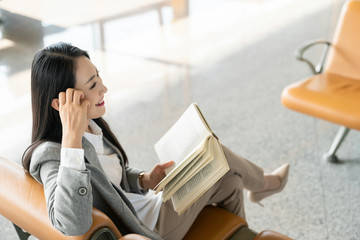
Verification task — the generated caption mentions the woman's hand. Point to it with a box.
[141,161,174,190]
[58,88,90,149]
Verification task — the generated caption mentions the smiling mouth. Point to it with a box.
[95,99,105,107]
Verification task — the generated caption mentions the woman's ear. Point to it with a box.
[51,99,60,111]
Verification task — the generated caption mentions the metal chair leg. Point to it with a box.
[323,126,350,163]
[13,224,31,240]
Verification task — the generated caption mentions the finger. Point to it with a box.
[66,88,75,103]
[166,160,175,166]
[81,99,90,109]
[58,92,66,106]
[160,161,174,169]
[73,90,84,105]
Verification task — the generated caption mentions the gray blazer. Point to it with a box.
[29,137,162,239]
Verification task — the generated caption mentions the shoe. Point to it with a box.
[248,163,290,206]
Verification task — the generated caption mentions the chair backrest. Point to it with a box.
[324,0,360,80]
[0,156,122,240]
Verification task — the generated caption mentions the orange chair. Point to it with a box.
[281,0,360,162]
[0,156,292,240]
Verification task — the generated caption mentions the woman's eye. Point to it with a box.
[90,82,97,90]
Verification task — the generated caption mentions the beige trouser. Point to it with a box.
[154,145,265,240]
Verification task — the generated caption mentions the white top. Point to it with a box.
[60,120,162,230]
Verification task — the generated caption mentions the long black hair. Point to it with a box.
[22,42,128,171]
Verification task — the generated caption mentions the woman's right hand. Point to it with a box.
[58,88,90,149]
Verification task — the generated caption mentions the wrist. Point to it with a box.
[62,133,82,149]
[139,172,150,190]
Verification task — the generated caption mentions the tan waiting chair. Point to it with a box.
[0,156,292,240]
[281,0,360,162]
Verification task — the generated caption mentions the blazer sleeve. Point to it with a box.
[30,143,93,236]
[125,166,148,195]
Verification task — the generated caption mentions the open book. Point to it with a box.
[154,103,229,215]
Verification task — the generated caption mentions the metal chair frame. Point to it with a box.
[294,39,351,163]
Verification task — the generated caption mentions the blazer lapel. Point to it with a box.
[103,137,131,192]
[82,137,105,170]
[82,137,137,215]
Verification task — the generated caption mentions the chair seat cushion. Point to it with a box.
[183,206,247,240]
[281,72,360,130]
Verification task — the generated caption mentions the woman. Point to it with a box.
[23,42,289,240]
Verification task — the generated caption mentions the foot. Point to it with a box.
[248,163,290,206]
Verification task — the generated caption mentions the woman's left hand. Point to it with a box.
[141,161,174,190]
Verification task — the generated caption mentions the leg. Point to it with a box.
[155,144,285,239]
[223,144,289,205]
[222,144,265,192]
[154,173,246,239]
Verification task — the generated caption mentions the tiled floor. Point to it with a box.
[1,0,359,239]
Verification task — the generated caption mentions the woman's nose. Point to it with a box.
[101,82,108,94]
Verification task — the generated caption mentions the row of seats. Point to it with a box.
[0,156,291,240]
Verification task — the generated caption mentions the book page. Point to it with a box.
[162,139,214,201]
[194,103,212,133]
[171,138,230,215]
[162,152,204,200]
[154,104,211,166]
[154,138,207,193]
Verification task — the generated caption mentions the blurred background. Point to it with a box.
[0,0,359,239]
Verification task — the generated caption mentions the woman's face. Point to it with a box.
[74,56,108,120]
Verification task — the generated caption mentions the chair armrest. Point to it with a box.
[295,39,331,74]
[86,208,123,240]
